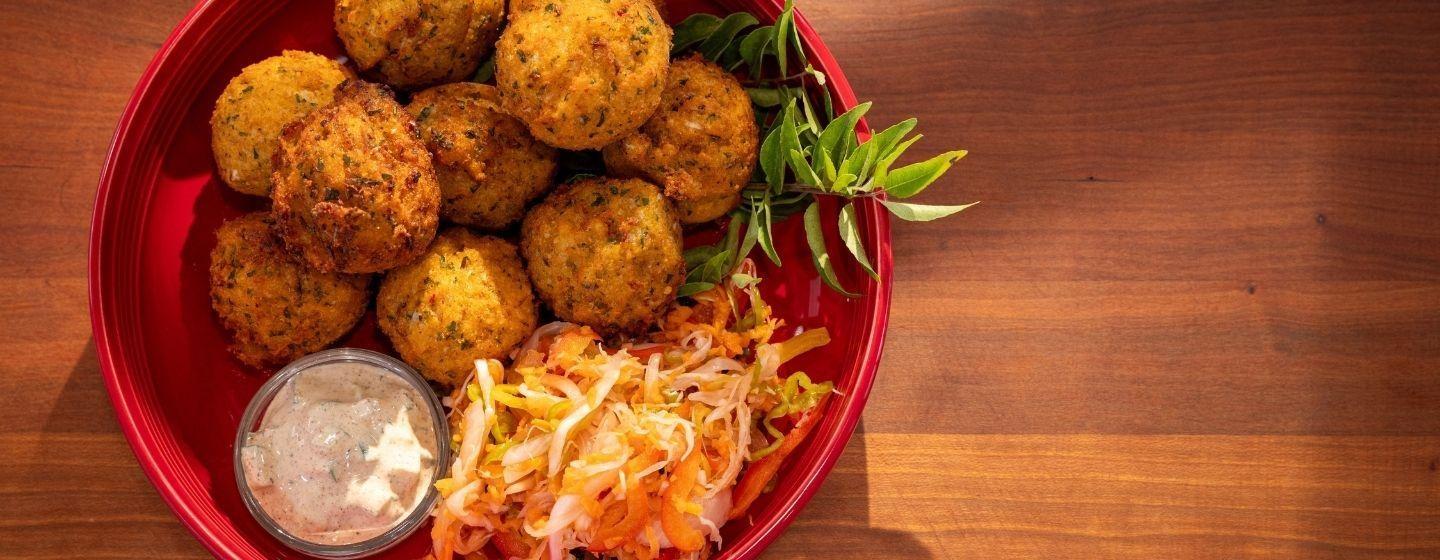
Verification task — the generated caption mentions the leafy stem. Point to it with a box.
[673,0,977,297]
[742,70,814,86]
[748,183,881,198]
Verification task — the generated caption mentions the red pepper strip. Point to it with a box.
[626,343,672,362]
[589,474,653,552]
[660,450,706,552]
[727,394,830,520]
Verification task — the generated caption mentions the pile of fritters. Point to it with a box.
[207,0,758,387]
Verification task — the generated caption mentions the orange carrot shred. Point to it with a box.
[660,450,706,552]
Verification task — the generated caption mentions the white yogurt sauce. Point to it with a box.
[240,361,438,545]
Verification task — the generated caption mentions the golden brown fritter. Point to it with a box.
[407,83,558,230]
[209,213,371,368]
[495,0,672,150]
[520,177,684,334]
[271,80,441,274]
[378,228,538,386]
[210,51,350,196]
[603,55,759,224]
[334,0,505,90]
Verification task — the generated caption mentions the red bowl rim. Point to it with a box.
[88,1,893,558]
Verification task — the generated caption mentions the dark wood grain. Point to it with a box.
[770,434,1440,559]
[2,0,1438,558]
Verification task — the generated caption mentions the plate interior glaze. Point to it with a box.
[90,1,891,557]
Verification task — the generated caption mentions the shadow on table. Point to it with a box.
[43,338,118,435]
[762,419,934,559]
[16,338,208,557]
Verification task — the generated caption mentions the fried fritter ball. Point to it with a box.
[603,55,759,224]
[334,0,505,90]
[495,0,672,150]
[210,51,350,196]
[407,83,558,230]
[377,228,538,386]
[271,80,441,274]
[209,213,371,368]
[520,177,684,334]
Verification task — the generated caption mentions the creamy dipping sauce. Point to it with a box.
[240,361,438,546]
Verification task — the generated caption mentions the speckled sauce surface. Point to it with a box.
[240,362,438,545]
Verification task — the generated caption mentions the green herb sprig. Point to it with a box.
[675,0,977,297]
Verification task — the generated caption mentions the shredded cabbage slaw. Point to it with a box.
[428,265,833,560]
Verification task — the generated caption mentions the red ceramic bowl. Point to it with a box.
[90,0,891,558]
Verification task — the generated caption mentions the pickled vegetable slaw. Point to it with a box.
[428,263,833,560]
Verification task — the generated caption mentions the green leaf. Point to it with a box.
[879,134,923,167]
[873,134,923,187]
[768,191,810,219]
[880,200,979,221]
[738,25,775,78]
[884,150,967,198]
[734,213,760,269]
[838,139,867,176]
[759,117,787,192]
[851,119,915,188]
[722,209,744,251]
[812,141,835,179]
[678,282,717,298]
[856,140,884,186]
[739,186,767,204]
[699,13,759,61]
[832,172,857,193]
[684,244,720,270]
[714,210,747,275]
[794,87,822,137]
[820,86,836,121]
[754,202,782,265]
[774,0,796,76]
[757,98,802,193]
[807,66,827,88]
[730,273,761,290]
[672,14,723,54]
[867,118,919,160]
[747,87,783,108]
[789,148,821,186]
[838,202,878,279]
[689,248,732,284]
[720,47,747,72]
[803,201,859,297]
[787,3,808,67]
[776,101,802,191]
[471,56,495,83]
[819,146,839,184]
[816,102,871,164]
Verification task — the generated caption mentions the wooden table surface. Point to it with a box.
[3,0,1439,558]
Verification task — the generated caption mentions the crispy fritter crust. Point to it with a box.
[520,177,684,334]
[334,0,505,90]
[408,83,558,230]
[496,0,672,149]
[210,51,351,196]
[209,213,371,367]
[271,80,441,274]
[603,55,759,224]
[378,228,538,386]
